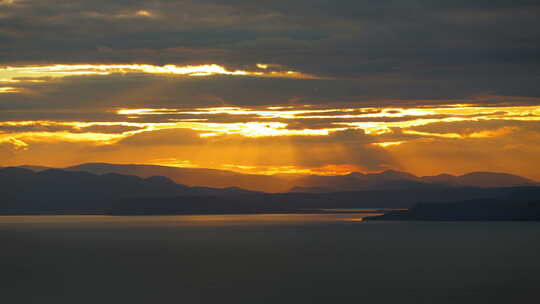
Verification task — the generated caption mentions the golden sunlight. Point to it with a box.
[0,87,20,93]
[3,104,540,152]
[0,64,315,82]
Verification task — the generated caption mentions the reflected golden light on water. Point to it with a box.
[146,213,381,226]
[0,213,384,226]
[343,218,365,222]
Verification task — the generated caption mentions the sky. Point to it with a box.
[1,0,540,179]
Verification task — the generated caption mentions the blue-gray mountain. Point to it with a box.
[37,163,540,193]
[1,166,540,217]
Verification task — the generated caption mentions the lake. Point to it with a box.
[1,214,539,304]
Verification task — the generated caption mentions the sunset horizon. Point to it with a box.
[2,1,540,181]
[6,160,540,181]
[2,1,539,303]
[3,73,540,180]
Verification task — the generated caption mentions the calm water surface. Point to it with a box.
[1,214,539,304]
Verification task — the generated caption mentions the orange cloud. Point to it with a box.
[0,87,20,93]
[2,103,540,180]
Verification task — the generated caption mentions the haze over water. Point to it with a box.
[1,214,539,304]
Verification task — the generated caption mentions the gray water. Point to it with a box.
[1,214,539,304]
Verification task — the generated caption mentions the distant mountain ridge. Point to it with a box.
[64,163,292,193]
[15,165,51,172]
[1,166,540,215]
[422,172,537,188]
[0,167,257,214]
[4,163,538,193]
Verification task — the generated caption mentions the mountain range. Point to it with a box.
[11,163,538,193]
[1,165,540,215]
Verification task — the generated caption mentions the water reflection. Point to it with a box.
[1,214,539,304]
[0,212,383,227]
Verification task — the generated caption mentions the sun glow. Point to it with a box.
[3,103,540,178]
[197,122,336,138]
[373,141,405,148]
[135,10,152,17]
[3,104,539,151]
[0,131,123,148]
[117,107,347,119]
[0,87,20,93]
[0,64,315,82]
[149,160,364,176]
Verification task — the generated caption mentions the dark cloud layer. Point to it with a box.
[1,0,539,100]
[2,73,540,121]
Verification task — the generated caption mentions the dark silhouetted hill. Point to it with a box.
[370,199,540,221]
[109,187,540,216]
[422,172,537,188]
[65,163,291,192]
[2,166,540,216]
[290,170,537,193]
[0,167,256,214]
[15,165,51,172]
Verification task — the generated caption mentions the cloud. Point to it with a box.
[2,114,540,179]
[409,120,540,136]
[116,128,204,146]
[3,72,540,122]
[0,126,396,173]
[386,126,540,180]
[106,127,397,171]
[1,0,539,179]
[0,0,538,99]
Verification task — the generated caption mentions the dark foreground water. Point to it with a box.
[1,214,539,304]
